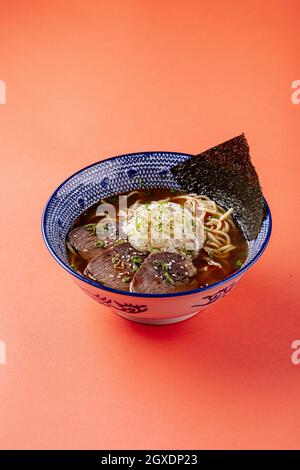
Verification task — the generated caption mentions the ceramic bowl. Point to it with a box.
[42,151,272,325]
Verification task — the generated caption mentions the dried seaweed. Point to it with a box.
[171,134,265,240]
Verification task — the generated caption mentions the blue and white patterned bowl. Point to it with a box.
[42,152,272,325]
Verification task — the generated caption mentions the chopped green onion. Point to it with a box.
[122,276,131,283]
[163,270,175,284]
[131,256,143,271]
[153,260,175,284]
[84,223,97,233]
[95,239,104,248]
[149,247,160,253]
[182,248,194,256]
[116,238,126,244]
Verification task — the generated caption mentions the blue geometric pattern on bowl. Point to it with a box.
[42,151,272,298]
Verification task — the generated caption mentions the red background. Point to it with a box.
[0,0,300,449]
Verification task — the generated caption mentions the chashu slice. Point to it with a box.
[85,242,148,289]
[131,251,197,294]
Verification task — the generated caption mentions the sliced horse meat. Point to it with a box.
[85,242,148,289]
[131,251,197,294]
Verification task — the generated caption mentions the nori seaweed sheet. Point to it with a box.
[171,134,265,240]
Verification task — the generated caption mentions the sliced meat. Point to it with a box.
[68,225,104,260]
[131,252,197,294]
[85,242,148,289]
[68,222,118,261]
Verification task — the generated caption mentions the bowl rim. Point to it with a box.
[41,151,272,298]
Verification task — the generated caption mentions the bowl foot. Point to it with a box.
[116,311,199,325]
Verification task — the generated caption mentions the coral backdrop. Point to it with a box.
[0,0,299,449]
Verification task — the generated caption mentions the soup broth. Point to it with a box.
[67,189,248,293]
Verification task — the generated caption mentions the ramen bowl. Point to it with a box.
[42,152,272,325]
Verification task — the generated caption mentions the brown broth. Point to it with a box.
[67,189,248,291]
